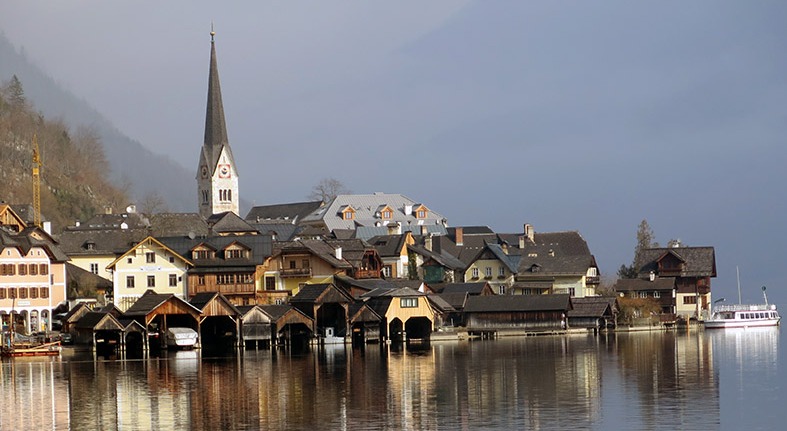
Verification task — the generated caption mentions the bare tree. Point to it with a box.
[308,177,350,203]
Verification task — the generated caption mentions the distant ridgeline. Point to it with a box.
[0,75,128,232]
[0,33,195,215]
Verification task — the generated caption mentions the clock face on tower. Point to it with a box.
[200,166,208,179]
[218,164,231,178]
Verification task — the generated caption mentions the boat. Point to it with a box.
[705,284,781,329]
[165,327,199,349]
[1,341,62,357]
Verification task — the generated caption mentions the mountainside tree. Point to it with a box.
[0,76,128,232]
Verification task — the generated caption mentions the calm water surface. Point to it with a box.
[1,327,782,430]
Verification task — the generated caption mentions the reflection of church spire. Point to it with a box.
[203,25,231,170]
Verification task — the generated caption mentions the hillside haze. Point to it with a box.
[0,33,195,215]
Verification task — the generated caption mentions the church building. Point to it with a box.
[197,29,240,218]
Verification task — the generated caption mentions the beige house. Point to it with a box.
[1,225,68,333]
[107,237,193,311]
[361,287,435,342]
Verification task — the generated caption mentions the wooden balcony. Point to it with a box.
[586,276,600,285]
[280,268,312,278]
[353,269,381,279]
[189,283,255,296]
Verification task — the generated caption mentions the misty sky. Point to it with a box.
[2,1,787,303]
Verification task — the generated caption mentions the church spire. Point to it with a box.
[197,26,240,218]
[203,26,229,168]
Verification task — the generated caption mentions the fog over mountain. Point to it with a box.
[2,1,787,304]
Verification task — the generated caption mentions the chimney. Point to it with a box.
[404,204,413,216]
[335,247,342,260]
[524,223,534,242]
[425,234,432,252]
[519,235,525,249]
[455,227,464,246]
[501,242,509,255]
[387,222,401,235]
[649,271,656,282]
[420,225,428,236]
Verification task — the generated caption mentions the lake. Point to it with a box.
[1,327,782,430]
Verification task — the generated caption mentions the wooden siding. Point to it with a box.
[466,311,565,331]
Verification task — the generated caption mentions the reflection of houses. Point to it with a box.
[0,220,69,334]
[636,246,716,319]
[513,226,600,298]
[107,237,193,311]
[361,287,435,342]
[567,297,618,331]
[463,294,572,332]
[290,283,353,342]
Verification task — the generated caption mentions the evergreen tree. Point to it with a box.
[618,219,658,279]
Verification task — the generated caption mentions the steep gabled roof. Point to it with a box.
[290,283,354,304]
[207,211,258,235]
[637,246,717,278]
[568,297,618,318]
[57,228,150,256]
[75,312,124,331]
[407,244,465,271]
[106,236,193,270]
[123,290,202,317]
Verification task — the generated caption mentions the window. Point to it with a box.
[18,287,28,299]
[382,265,392,278]
[639,292,647,299]
[169,274,177,287]
[485,267,492,277]
[90,263,99,275]
[1,263,15,275]
[302,259,310,269]
[198,275,205,285]
[417,210,426,218]
[39,264,48,275]
[40,287,48,298]
[400,297,418,308]
[226,249,244,259]
[126,276,135,288]
[683,296,697,305]
[147,275,156,288]
[289,260,297,269]
[0,288,5,299]
[169,256,175,263]
[18,264,27,276]
[30,288,38,299]
[499,267,506,277]
[8,287,17,299]
[498,285,506,295]
[382,210,392,219]
[344,211,354,220]
[569,288,576,297]
[127,257,133,264]
[654,291,661,298]
[29,264,38,276]
[193,250,209,260]
[265,276,276,291]
[146,252,156,263]
[471,268,479,278]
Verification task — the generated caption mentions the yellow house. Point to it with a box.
[107,237,193,311]
[361,287,435,342]
[1,226,68,333]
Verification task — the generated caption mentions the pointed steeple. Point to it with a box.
[197,26,240,218]
[203,27,231,170]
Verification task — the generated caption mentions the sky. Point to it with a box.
[2,1,787,304]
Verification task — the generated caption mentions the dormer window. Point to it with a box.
[382,209,392,219]
[85,241,96,250]
[340,206,356,220]
[413,204,428,219]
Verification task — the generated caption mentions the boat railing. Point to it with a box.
[714,304,776,312]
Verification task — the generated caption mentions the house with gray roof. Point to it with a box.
[513,227,600,298]
[245,201,324,224]
[298,192,448,234]
[635,246,716,320]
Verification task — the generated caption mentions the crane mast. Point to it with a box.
[32,134,42,228]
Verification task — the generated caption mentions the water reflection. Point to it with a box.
[3,329,776,430]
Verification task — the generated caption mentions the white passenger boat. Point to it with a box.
[705,285,780,329]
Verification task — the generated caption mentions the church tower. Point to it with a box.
[197,28,240,218]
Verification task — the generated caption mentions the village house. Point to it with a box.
[0,218,69,334]
[360,286,435,342]
[367,230,416,279]
[512,225,600,298]
[635,245,716,320]
[106,237,193,311]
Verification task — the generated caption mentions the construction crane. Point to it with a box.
[32,134,42,228]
